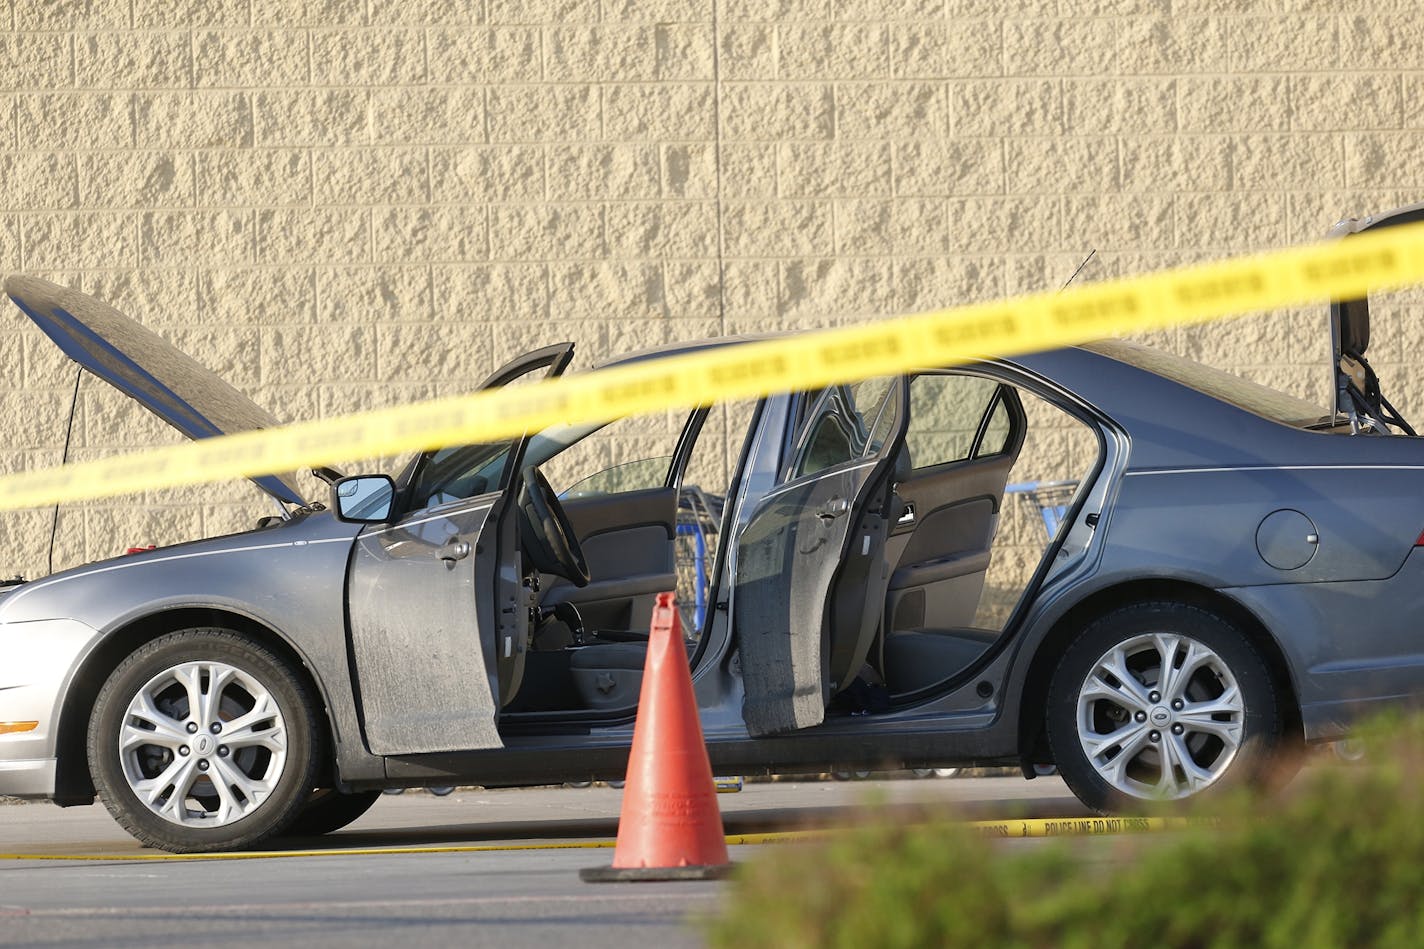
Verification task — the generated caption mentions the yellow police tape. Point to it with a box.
[0,816,1207,861]
[3,222,1423,511]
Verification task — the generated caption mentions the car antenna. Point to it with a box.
[47,366,84,577]
[1060,249,1097,292]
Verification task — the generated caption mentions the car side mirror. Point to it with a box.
[332,475,395,523]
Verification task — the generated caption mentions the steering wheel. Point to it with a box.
[519,466,590,588]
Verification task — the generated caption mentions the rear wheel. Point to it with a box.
[87,629,322,853]
[1046,603,1283,813]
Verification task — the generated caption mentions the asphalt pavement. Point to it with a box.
[0,776,1089,948]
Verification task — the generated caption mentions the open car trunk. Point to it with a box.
[1328,204,1421,436]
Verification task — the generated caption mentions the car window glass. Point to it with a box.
[905,373,1000,470]
[865,382,900,454]
[788,375,897,481]
[850,376,893,418]
[409,440,515,508]
[1323,283,1421,431]
[975,394,1013,458]
[560,456,672,499]
[538,412,680,499]
[798,411,855,476]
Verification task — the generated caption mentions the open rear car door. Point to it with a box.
[734,375,908,737]
[346,344,575,755]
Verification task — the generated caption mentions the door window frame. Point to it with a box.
[393,343,575,518]
[782,379,902,485]
[903,370,1028,475]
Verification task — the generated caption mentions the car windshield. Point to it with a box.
[1082,339,1333,428]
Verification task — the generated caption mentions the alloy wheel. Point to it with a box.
[118,660,289,827]
[1074,632,1244,800]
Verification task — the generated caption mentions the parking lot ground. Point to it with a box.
[0,774,1088,858]
[0,846,729,949]
[0,777,1094,948]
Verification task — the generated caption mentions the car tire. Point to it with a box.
[87,628,323,853]
[281,789,382,837]
[1046,602,1283,814]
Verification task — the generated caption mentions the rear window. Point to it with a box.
[1081,339,1330,428]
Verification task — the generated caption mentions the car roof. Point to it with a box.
[591,333,791,370]
[595,326,1382,471]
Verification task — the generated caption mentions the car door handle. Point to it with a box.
[438,541,471,563]
[818,497,849,520]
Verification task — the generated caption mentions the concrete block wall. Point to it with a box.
[0,1,1420,588]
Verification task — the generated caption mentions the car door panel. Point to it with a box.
[560,487,676,540]
[735,464,874,736]
[886,456,1016,630]
[885,382,1023,633]
[888,548,992,590]
[347,497,504,755]
[537,487,677,633]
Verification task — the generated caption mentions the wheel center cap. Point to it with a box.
[193,734,215,757]
[1150,706,1172,727]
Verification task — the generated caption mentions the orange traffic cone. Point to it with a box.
[581,592,732,882]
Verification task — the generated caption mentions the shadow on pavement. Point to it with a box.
[274,794,1092,852]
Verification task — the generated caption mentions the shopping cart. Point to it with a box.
[675,485,723,632]
[1005,480,1080,540]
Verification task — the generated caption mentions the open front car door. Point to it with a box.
[345,344,575,755]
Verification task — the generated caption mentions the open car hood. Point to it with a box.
[3,275,306,505]
[1327,202,1423,435]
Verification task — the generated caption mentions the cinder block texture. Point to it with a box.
[0,2,1419,595]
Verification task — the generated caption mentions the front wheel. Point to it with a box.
[1046,603,1283,813]
[87,629,323,853]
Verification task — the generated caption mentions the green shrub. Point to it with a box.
[709,717,1424,949]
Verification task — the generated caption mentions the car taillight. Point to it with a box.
[123,545,156,556]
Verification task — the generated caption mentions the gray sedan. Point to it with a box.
[1,208,1423,852]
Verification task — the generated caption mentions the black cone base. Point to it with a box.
[580,863,735,883]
